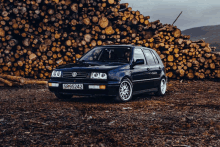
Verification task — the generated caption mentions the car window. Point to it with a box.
[153,50,162,64]
[133,49,146,64]
[98,48,131,63]
[80,47,131,63]
[80,48,102,61]
[143,49,156,65]
[150,50,159,64]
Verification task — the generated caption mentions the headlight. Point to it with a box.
[90,72,107,79]
[51,71,62,77]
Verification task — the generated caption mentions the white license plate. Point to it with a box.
[63,84,83,90]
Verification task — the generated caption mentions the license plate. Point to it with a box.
[63,84,83,90]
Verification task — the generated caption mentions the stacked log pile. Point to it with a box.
[0,0,220,80]
[149,25,220,79]
[0,74,48,86]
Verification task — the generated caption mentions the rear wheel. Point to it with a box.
[156,78,167,96]
[115,78,133,102]
[55,93,73,99]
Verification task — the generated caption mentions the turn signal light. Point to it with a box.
[100,85,106,89]
[48,83,59,87]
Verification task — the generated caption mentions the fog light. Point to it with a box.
[88,85,99,89]
[48,83,59,87]
[88,85,106,89]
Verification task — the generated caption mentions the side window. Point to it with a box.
[143,50,156,65]
[133,49,146,64]
[150,50,159,64]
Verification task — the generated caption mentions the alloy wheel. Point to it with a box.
[119,80,132,101]
[160,78,167,94]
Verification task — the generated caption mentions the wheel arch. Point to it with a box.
[120,75,132,83]
[161,75,168,82]
[160,69,168,81]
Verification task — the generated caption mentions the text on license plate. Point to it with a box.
[63,84,83,90]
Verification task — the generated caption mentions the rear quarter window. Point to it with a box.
[150,50,159,64]
[143,49,156,65]
[151,50,163,64]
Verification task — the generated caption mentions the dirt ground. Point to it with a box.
[0,80,220,146]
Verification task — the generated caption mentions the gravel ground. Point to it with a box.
[0,80,220,146]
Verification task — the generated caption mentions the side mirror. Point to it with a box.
[134,59,144,65]
[131,59,144,68]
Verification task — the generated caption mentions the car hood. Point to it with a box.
[56,62,130,72]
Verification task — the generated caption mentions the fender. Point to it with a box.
[108,64,131,83]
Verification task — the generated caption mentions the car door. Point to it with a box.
[130,48,152,92]
[142,49,162,88]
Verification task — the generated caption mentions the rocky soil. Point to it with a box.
[0,80,220,146]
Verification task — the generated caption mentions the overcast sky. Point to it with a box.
[120,0,220,31]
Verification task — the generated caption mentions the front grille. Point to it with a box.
[62,71,89,79]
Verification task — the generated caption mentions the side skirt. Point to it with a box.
[133,88,158,95]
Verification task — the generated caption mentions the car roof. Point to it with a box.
[100,44,135,47]
[97,45,154,50]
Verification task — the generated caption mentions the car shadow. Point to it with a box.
[51,96,117,104]
[132,92,156,101]
[50,92,157,104]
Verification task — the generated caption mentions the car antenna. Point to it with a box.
[172,11,182,26]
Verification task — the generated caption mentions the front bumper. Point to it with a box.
[48,80,120,96]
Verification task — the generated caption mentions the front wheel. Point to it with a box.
[156,78,167,96]
[55,93,73,99]
[115,78,133,102]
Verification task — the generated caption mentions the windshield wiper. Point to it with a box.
[99,59,128,63]
[111,58,128,63]
[78,60,86,63]
[77,60,86,65]
[99,59,109,62]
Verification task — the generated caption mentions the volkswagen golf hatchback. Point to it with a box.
[48,45,167,102]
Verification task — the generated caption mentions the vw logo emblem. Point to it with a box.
[72,72,77,77]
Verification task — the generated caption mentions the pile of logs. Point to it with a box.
[150,25,220,79]
[0,0,220,80]
[0,74,48,86]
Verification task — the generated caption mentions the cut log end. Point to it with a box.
[99,17,109,28]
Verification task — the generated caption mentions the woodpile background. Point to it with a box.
[0,0,220,81]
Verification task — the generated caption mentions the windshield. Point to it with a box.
[79,47,131,63]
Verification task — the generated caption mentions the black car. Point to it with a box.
[48,45,167,102]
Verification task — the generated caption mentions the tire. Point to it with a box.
[115,78,133,102]
[156,78,167,96]
[55,93,73,99]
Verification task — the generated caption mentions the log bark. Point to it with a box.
[0,77,13,86]
[22,80,48,85]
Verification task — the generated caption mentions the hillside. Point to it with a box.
[182,25,220,51]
